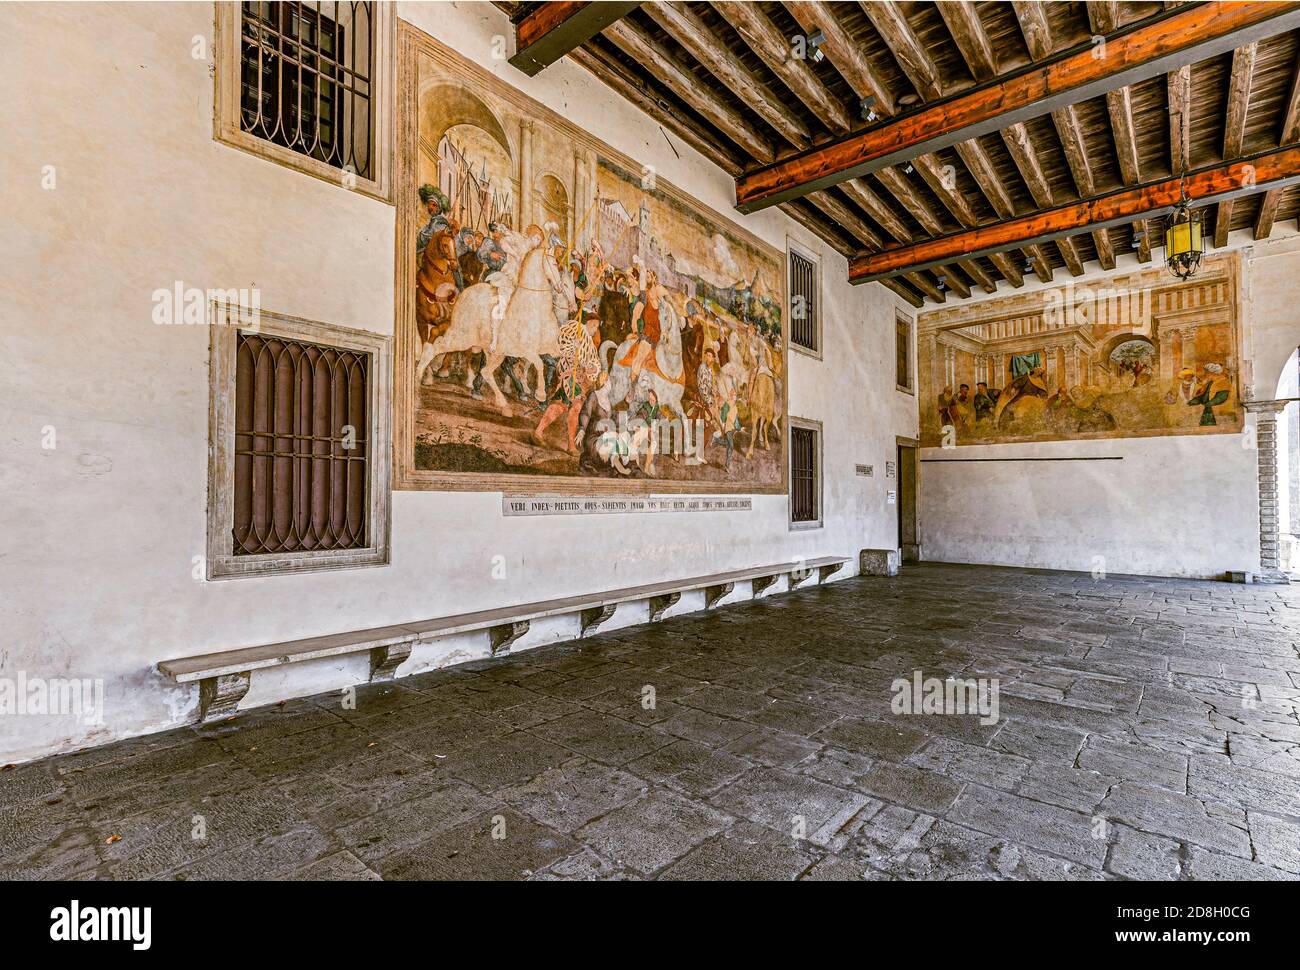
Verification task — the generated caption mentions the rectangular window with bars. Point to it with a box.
[896,312,913,392]
[789,248,819,354]
[790,423,820,526]
[233,332,371,555]
[239,1,374,179]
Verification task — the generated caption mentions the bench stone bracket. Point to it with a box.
[370,639,415,681]
[818,562,845,583]
[788,568,814,590]
[197,671,252,723]
[648,592,680,621]
[489,620,530,656]
[704,582,734,609]
[751,574,778,596]
[580,603,618,635]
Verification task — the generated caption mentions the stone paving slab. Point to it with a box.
[3,563,1300,880]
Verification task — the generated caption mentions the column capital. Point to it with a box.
[1243,398,1291,415]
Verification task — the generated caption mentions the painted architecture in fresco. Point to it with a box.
[395,34,786,492]
[917,256,1243,447]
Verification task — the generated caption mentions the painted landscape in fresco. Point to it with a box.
[396,32,786,492]
[917,256,1243,447]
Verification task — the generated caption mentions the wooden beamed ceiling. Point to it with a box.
[503,1,1300,307]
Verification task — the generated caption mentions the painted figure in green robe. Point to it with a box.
[1187,363,1230,426]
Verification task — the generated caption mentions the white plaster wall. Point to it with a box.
[919,233,1300,579]
[0,1,916,762]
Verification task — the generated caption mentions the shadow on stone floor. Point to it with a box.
[3,563,1299,880]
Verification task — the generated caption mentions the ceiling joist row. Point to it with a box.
[502,1,1300,306]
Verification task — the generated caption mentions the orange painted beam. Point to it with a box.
[848,145,1300,282]
[736,1,1300,212]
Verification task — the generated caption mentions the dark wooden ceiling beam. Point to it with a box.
[848,145,1300,282]
[712,1,852,135]
[510,2,642,76]
[602,19,774,163]
[642,1,811,151]
[735,1,1300,212]
[1256,51,1300,238]
[1217,42,1259,247]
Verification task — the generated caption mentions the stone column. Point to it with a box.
[1244,400,1291,583]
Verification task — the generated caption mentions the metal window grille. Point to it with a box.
[789,249,819,352]
[896,313,911,389]
[239,1,374,178]
[790,426,818,523]
[233,331,370,555]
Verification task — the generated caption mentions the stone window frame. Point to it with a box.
[211,1,396,204]
[787,238,823,359]
[788,416,824,531]
[206,302,392,579]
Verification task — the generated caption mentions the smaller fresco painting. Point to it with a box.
[917,256,1243,447]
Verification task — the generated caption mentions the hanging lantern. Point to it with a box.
[1164,181,1205,280]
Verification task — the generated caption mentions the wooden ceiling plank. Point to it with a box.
[988,252,1025,288]
[735,1,1300,212]
[569,45,744,175]
[1254,190,1282,239]
[860,0,944,100]
[510,1,643,76]
[1086,1,1120,35]
[873,166,945,236]
[935,266,972,299]
[905,271,946,303]
[1169,64,1192,175]
[848,144,1300,281]
[840,178,914,243]
[913,154,979,227]
[808,190,885,251]
[778,201,855,258]
[1009,0,1053,61]
[602,19,774,163]
[643,1,811,151]
[956,259,998,294]
[1009,6,1113,271]
[938,1,999,83]
[880,276,926,308]
[784,0,898,116]
[712,0,852,134]
[1024,244,1054,284]
[1255,51,1300,239]
[1217,43,1258,247]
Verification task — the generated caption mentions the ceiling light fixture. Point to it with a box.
[1164,178,1205,280]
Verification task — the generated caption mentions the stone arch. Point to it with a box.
[418,82,514,160]
[536,172,570,240]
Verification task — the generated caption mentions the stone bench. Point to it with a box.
[158,556,849,722]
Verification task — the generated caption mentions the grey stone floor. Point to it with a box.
[5,563,1300,881]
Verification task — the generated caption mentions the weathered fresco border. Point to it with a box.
[393,21,788,494]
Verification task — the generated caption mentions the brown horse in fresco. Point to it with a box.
[416,228,460,381]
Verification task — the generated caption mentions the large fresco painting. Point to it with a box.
[394,26,786,492]
[917,255,1243,447]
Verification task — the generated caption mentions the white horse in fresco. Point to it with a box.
[601,296,689,428]
[417,247,559,416]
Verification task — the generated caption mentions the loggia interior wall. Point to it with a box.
[0,1,914,763]
[919,231,1300,580]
